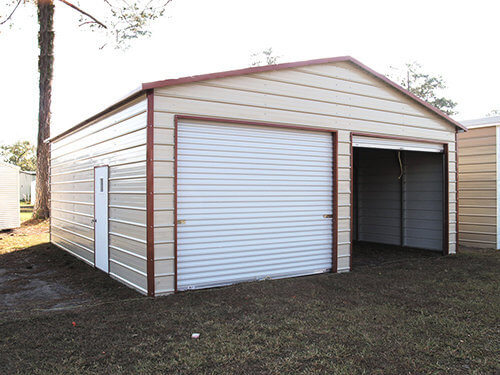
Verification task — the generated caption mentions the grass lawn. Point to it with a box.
[0,230,498,374]
[20,211,33,223]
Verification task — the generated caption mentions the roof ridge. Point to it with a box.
[48,55,466,143]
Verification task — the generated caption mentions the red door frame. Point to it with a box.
[172,115,339,292]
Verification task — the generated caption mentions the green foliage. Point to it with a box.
[389,62,458,116]
[78,0,172,49]
[1,0,172,49]
[0,141,36,171]
[251,47,281,67]
[486,109,500,117]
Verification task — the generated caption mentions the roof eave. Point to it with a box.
[48,55,466,143]
[46,86,145,143]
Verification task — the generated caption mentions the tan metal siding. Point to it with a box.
[50,96,148,294]
[152,61,457,295]
[458,126,497,248]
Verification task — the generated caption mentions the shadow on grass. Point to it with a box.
[0,243,139,315]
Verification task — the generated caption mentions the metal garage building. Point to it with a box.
[458,116,500,249]
[47,56,465,296]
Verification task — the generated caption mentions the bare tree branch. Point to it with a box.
[0,0,22,26]
[57,0,108,29]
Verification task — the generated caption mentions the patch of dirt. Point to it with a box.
[0,243,137,316]
[352,241,442,267]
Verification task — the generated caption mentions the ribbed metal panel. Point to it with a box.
[0,162,20,230]
[354,147,443,251]
[50,96,148,294]
[404,151,443,250]
[355,148,401,245]
[177,121,333,290]
[352,135,444,153]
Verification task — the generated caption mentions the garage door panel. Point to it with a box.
[178,229,332,245]
[179,167,330,177]
[180,242,332,260]
[178,176,332,185]
[177,120,334,290]
[181,260,331,289]
[180,124,331,145]
[180,219,331,232]
[179,143,333,160]
[179,236,332,253]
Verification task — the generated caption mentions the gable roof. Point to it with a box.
[461,116,500,129]
[48,56,466,142]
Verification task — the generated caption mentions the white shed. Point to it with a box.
[0,161,20,231]
[19,170,36,202]
[47,56,465,296]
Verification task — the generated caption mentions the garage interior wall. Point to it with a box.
[404,151,444,250]
[353,148,444,251]
[354,148,402,246]
[458,126,497,248]
[50,95,149,294]
[152,61,458,295]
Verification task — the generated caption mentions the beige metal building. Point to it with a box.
[458,116,500,249]
[47,56,465,296]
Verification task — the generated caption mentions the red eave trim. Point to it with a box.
[142,56,352,90]
[345,57,467,132]
[46,88,145,143]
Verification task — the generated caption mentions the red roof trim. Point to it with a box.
[141,56,352,90]
[48,55,466,143]
[345,57,466,131]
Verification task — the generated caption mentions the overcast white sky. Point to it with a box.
[0,0,498,145]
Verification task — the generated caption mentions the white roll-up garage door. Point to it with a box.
[352,135,444,153]
[177,120,334,290]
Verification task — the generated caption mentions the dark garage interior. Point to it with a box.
[352,147,446,266]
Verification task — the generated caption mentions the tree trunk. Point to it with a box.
[34,0,54,219]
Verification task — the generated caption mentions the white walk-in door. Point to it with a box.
[177,120,334,290]
[94,166,109,272]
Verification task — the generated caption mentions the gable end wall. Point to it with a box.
[151,62,458,295]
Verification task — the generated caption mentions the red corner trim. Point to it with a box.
[146,90,155,296]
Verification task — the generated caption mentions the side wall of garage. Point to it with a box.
[458,126,497,248]
[151,61,458,295]
[50,96,149,294]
